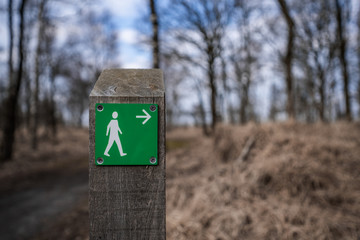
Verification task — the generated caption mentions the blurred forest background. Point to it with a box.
[0,0,359,239]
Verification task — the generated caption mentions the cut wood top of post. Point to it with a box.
[90,69,164,97]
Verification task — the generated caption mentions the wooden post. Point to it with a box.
[89,69,166,239]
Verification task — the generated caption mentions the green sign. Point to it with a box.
[95,103,158,165]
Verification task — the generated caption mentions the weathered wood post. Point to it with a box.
[89,69,166,239]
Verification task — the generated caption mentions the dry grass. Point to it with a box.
[166,122,360,239]
[0,127,88,191]
[2,123,359,239]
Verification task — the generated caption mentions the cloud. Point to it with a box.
[115,27,151,68]
[120,42,150,68]
[98,0,144,19]
[120,28,143,45]
[122,53,150,68]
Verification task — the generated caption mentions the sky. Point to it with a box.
[97,0,151,68]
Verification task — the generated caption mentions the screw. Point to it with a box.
[97,157,104,164]
[97,105,103,111]
[149,157,156,164]
[150,105,157,112]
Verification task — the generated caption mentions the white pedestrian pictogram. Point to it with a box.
[104,111,127,157]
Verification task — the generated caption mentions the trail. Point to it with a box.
[0,168,88,240]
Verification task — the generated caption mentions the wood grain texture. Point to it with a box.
[90,69,164,97]
[89,69,166,240]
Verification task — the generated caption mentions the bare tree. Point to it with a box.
[276,0,296,120]
[7,0,13,96]
[21,1,38,130]
[230,0,260,124]
[295,0,336,121]
[42,12,58,139]
[1,0,14,128]
[334,0,351,121]
[149,0,160,68]
[165,0,233,133]
[219,56,230,122]
[47,59,60,139]
[32,0,47,150]
[60,9,118,127]
[0,0,28,162]
[58,36,95,127]
[161,53,184,129]
[358,6,360,118]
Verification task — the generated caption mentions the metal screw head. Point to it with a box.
[97,157,104,164]
[97,105,104,112]
[149,105,157,112]
[149,157,157,164]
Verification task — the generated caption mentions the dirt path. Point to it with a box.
[0,168,88,240]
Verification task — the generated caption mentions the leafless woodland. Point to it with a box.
[0,0,360,239]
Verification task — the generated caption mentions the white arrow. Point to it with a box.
[136,109,151,125]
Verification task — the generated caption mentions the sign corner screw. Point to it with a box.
[150,157,156,164]
[150,105,156,112]
[97,105,104,112]
[97,157,104,164]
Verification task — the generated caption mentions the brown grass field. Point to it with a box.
[0,122,359,239]
[166,122,360,239]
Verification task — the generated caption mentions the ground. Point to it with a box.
[0,122,359,239]
[0,128,89,240]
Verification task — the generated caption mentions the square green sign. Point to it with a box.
[95,103,158,165]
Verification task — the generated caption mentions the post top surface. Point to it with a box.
[90,69,164,97]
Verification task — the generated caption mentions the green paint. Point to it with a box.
[95,103,158,165]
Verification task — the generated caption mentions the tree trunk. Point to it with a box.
[195,79,209,136]
[7,0,13,89]
[199,98,209,136]
[208,56,217,133]
[0,0,28,162]
[32,0,46,150]
[49,71,57,141]
[150,0,160,68]
[24,74,32,129]
[240,44,253,124]
[318,71,325,122]
[240,84,249,124]
[277,0,295,120]
[358,7,360,118]
[221,57,229,123]
[2,0,14,129]
[315,55,326,121]
[335,0,351,121]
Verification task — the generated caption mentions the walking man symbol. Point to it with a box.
[104,111,127,157]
